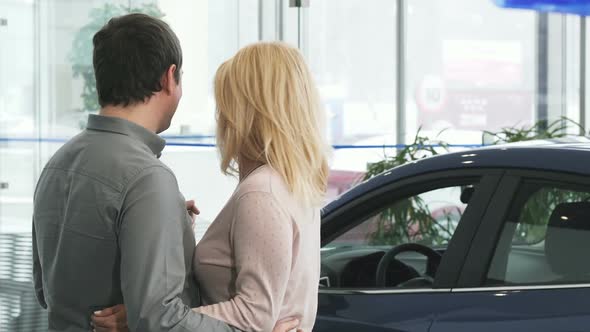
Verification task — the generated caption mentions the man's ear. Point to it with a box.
[161,64,178,95]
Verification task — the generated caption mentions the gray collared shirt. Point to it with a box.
[32,114,238,332]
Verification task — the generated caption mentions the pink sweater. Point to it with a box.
[193,165,320,332]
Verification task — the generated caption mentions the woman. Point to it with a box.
[192,41,329,331]
[92,42,329,332]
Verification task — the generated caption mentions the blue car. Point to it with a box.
[315,139,590,331]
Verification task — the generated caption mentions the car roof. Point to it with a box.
[323,137,590,216]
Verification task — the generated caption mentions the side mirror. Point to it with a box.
[460,186,475,204]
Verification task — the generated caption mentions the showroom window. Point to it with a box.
[1,0,590,330]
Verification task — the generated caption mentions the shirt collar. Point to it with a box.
[86,114,166,158]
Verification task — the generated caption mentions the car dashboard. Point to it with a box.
[320,246,435,288]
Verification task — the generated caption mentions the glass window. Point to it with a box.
[322,183,476,289]
[487,182,590,286]
[405,0,536,144]
[2,0,260,235]
[0,1,259,330]
[329,185,471,248]
[0,0,38,236]
[306,0,397,146]
[304,0,398,200]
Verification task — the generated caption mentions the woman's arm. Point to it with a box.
[194,191,296,332]
[91,307,304,332]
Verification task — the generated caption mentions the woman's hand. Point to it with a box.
[90,304,128,332]
[186,199,200,227]
[272,318,303,332]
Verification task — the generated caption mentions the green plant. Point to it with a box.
[364,129,452,246]
[363,117,585,248]
[364,129,449,181]
[69,3,164,118]
[482,117,582,145]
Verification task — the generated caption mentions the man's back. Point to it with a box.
[32,115,200,331]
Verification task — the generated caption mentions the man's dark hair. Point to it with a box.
[92,13,182,108]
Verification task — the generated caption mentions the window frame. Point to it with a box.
[319,169,503,294]
[457,169,590,291]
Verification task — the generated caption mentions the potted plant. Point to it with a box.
[69,3,164,128]
[363,118,585,246]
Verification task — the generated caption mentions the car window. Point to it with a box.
[486,182,590,286]
[321,183,476,289]
[329,185,470,248]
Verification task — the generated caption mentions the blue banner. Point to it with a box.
[494,0,590,15]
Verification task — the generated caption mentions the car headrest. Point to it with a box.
[545,202,590,278]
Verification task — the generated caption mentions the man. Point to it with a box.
[32,13,299,332]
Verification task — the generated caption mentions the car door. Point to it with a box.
[430,171,590,332]
[315,170,502,332]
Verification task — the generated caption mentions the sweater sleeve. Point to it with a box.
[194,191,294,332]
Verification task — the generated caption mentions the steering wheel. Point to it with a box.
[375,243,442,288]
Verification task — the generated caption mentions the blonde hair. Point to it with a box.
[214,41,330,206]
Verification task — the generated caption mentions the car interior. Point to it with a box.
[320,184,476,289]
[321,182,590,290]
[487,198,590,286]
